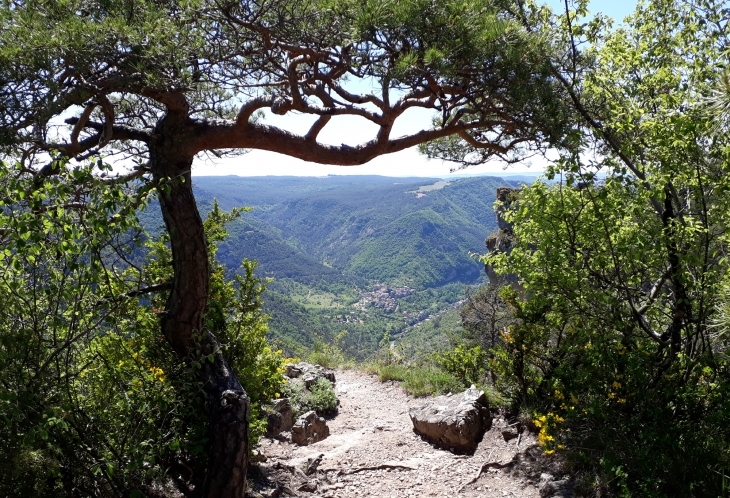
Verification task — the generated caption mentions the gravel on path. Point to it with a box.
[255,369,555,498]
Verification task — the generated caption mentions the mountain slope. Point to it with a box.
[137,174,521,356]
[192,175,516,289]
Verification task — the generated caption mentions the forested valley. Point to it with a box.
[144,174,521,357]
[2,0,730,496]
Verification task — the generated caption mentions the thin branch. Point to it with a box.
[549,68,664,215]
[564,0,578,79]
[121,282,173,299]
[457,454,512,493]
[325,79,386,111]
[458,130,509,154]
[71,103,96,150]
[99,167,148,185]
[64,117,153,143]
[637,268,672,315]
[304,116,331,142]
[344,463,418,474]
[236,96,274,125]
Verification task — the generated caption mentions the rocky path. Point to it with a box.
[253,369,564,498]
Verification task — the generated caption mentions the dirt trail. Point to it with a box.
[254,369,559,497]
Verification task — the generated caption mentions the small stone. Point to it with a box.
[285,362,336,384]
[297,480,318,492]
[540,479,575,498]
[291,411,330,446]
[501,428,519,441]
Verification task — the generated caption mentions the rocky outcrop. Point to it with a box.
[485,187,520,286]
[265,398,295,437]
[291,411,330,446]
[408,387,491,454]
[284,362,336,386]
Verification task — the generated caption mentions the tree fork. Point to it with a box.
[151,124,250,498]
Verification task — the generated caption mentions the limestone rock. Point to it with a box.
[266,397,294,437]
[484,187,521,288]
[501,427,519,441]
[250,449,267,463]
[291,411,330,446]
[408,387,491,453]
[494,187,518,233]
[539,475,575,498]
[284,362,336,385]
[302,454,324,475]
[297,480,318,492]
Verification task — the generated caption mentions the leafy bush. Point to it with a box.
[432,344,486,386]
[307,330,350,369]
[369,363,409,382]
[283,378,338,417]
[485,179,730,495]
[0,173,284,497]
[306,379,339,415]
[365,361,467,398]
[401,365,466,398]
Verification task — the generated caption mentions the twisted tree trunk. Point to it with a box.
[150,115,249,498]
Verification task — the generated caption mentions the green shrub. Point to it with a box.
[372,363,409,382]
[283,378,338,417]
[432,344,486,386]
[307,378,339,415]
[0,186,285,497]
[484,174,730,496]
[307,330,350,369]
[401,365,465,397]
[366,361,468,398]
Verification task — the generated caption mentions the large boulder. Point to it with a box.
[409,387,491,454]
[291,411,330,446]
[284,362,336,386]
[265,398,295,437]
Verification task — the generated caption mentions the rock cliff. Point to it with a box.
[484,187,520,286]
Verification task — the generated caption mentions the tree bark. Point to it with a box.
[150,116,249,498]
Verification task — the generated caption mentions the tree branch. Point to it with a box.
[457,130,509,154]
[191,118,511,166]
[122,282,173,299]
[70,103,96,150]
[637,268,672,315]
[549,67,665,215]
[304,116,331,142]
[236,96,274,125]
[64,117,153,143]
[140,88,190,114]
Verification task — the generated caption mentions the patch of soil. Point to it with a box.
[251,369,565,497]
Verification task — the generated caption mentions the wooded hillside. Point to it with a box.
[139,174,521,355]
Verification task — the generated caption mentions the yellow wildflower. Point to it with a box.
[149,366,166,382]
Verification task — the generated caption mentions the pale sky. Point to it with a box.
[192,0,638,178]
